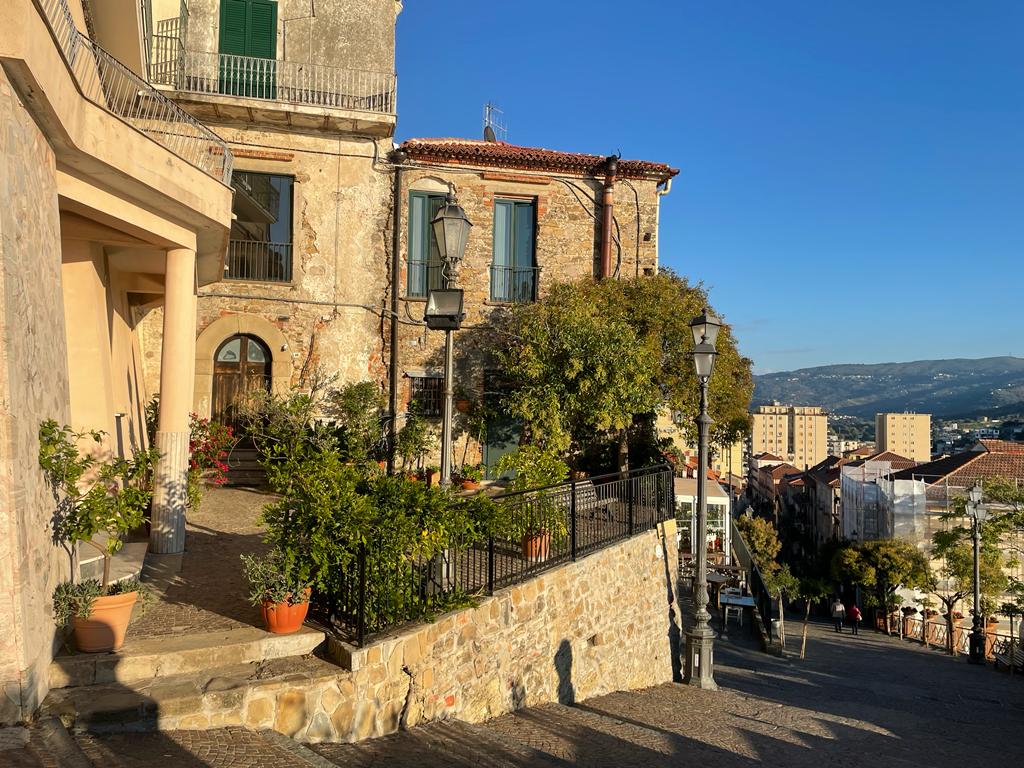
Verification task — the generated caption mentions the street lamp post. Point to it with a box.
[424,187,472,487]
[684,308,721,689]
[967,483,989,664]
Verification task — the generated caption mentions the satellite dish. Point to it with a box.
[484,125,497,142]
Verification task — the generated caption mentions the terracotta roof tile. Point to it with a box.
[978,439,1024,454]
[400,138,679,182]
[863,451,918,471]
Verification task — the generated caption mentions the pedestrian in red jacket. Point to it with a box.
[849,604,862,635]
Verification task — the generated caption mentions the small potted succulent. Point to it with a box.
[458,463,484,491]
[241,550,312,634]
[40,420,158,653]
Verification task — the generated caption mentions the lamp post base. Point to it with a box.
[683,628,718,689]
[968,629,987,665]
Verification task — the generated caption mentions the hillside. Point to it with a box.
[753,357,1024,419]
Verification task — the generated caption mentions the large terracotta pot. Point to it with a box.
[460,479,481,491]
[261,591,311,635]
[521,531,550,562]
[72,591,138,652]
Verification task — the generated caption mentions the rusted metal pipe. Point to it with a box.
[599,155,618,278]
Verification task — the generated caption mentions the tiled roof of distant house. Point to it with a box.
[400,139,679,182]
[806,455,851,489]
[863,451,918,470]
[755,452,784,462]
[890,440,1024,491]
[771,463,802,480]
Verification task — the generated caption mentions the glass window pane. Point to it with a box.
[246,338,269,363]
[513,202,534,268]
[493,201,511,267]
[217,337,241,363]
[408,194,425,295]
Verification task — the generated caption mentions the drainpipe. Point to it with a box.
[386,148,406,476]
[600,155,618,279]
[655,177,673,270]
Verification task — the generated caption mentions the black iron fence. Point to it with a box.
[226,240,293,283]
[490,265,539,304]
[322,465,674,646]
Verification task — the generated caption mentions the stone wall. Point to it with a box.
[138,128,394,411]
[0,71,72,722]
[164,519,680,741]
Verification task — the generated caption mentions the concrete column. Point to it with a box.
[150,248,197,555]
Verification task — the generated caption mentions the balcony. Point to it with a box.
[150,48,397,135]
[38,0,233,184]
[225,241,293,283]
[490,265,540,304]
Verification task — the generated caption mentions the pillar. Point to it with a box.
[150,248,196,554]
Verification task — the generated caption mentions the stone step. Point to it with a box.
[43,655,347,736]
[49,625,326,689]
[309,718,570,768]
[78,539,147,585]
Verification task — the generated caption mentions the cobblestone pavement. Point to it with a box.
[126,487,274,640]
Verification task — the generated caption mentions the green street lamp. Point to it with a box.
[684,307,721,689]
[424,187,472,487]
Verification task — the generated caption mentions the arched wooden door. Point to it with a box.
[212,334,272,426]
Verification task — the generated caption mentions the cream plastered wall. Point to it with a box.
[177,0,400,74]
[139,128,394,414]
[0,70,72,724]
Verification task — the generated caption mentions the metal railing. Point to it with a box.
[225,241,293,283]
[730,517,774,639]
[900,615,1016,660]
[323,465,675,646]
[490,265,540,304]
[151,49,397,115]
[37,0,232,184]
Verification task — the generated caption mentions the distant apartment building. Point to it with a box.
[751,404,827,470]
[875,412,931,462]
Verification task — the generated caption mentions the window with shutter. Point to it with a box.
[491,199,537,303]
[218,0,277,98]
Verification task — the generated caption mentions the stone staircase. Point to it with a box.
[43,625,331,734]
[224,447,266,487]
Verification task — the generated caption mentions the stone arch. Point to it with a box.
[194,314,292,419]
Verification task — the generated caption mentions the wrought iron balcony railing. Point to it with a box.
[150,49,396,116]
[37,0,233,184]
[490,265,540,304]
[225,240,293,283]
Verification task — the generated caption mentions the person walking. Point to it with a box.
[849,603,862,635]
[831,598,846,633]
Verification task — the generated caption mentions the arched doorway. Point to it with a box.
[212,334,271,426]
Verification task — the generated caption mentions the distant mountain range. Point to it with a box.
[753,357,1024,420]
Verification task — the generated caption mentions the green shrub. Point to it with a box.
[326,381,386,463]
[496,447,570,543]
[52,576,148,625]
[240,551,311,606]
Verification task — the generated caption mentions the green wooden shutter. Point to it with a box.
[219,0,248,55]
[247,0,278,59]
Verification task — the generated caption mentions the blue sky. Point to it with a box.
[395,1,1024,374]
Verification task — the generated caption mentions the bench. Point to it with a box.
[574,479,618,521]
[993,645,1024,672]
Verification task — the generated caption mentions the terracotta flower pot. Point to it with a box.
[460,479,481,491]
[261,591,311,635]
[456,399,471,413]
[521,531,550,562]
[426,470,441,487]
[72,591,138,653]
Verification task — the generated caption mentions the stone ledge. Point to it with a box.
[49,625,326,689]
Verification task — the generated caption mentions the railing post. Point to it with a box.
[487,536,495,595]
[628,471,635,536]
[357,543,366,647]
[570,478,578,561]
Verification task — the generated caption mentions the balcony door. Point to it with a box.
[212,334,272,427]
[219,0,277,99]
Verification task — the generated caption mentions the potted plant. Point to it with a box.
[39,420,158,653]
[425,465,441,487]
[495,447,570,562]
[396,412,433,479]
[53,577,148,652]
[241,550,312,634]
[458,463,484,491]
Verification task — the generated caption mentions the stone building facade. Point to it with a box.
[140,0,400,422]
[392,139,677,472]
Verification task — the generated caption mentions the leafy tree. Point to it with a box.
[798,577,832,659]
[489,272,753,470]
[830,540,929,634]
[930,532,1008,652]
[326,381,385,463]
[763,563,799,648]
[735,515,781,573]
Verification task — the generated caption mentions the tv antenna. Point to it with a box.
[483,102,507,142]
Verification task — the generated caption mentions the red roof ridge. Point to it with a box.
[399,138,679,182]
